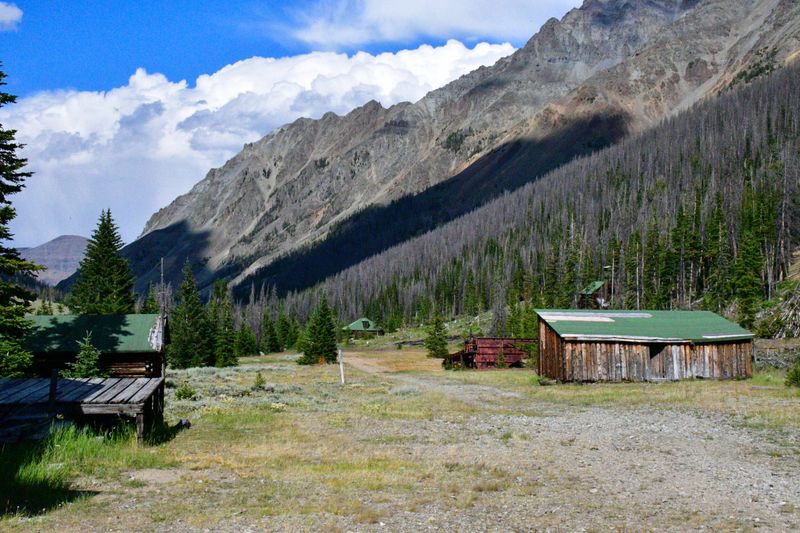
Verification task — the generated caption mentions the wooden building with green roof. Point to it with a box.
[535,310,753,382]
[343,318,384,338]
[25,314,168,378]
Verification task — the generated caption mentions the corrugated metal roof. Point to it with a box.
[345,318,381,331]
[535,309,753,344]
[25,314,163,354]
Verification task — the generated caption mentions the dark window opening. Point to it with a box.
[649,343,667,359]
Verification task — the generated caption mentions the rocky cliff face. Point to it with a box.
[125,0,800,293]
[22,235,88,286]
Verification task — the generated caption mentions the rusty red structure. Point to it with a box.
[445,337,535,369]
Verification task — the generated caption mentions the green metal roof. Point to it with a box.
[535,309,753,344]
[580,281,605,295]
[25,314,163,354]
[344,318,381,332]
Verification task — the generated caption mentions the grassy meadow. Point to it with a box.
[1,347,799,531]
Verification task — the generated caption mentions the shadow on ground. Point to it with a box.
[0,434,94,516]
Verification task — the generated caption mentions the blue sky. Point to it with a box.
[0,0,580,246]
[4,1,306,96]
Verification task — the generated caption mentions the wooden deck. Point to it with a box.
[0,376,165,442]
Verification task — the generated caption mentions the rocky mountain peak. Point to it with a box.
[117,0,800,296]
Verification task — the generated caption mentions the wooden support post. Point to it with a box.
[155,380,165,425]
[136,412,146,443]
[48,368,58,416]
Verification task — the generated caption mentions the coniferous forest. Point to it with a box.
[266,65,800,331]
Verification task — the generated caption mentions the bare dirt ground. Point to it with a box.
[4,349,800,532]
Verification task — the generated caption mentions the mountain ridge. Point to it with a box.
[22,235,88,286]
[94,0,800,296]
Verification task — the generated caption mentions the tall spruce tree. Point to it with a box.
[276,309,292,350]
[167,262,213,368]
[207,279,227,339]
[0,67,39,377]
[234,319,259,358]
[140,283,160,314]
[70,210,135,314]
[298,296,337,364]
[261,313,281,353]
[424,314,449,359]
[214,293,237,367]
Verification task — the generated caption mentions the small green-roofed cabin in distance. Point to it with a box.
[535,310,753,382]
[343,318,385,338]
[578,280,608,309]
[25,314,168,378]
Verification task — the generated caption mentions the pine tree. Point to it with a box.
[285,315,300,350]
[298,296,338,364]
[424,314,449,359]
[294,324,309,356]
[69,209,135,314]
[464,270,479,316]
[215,293,237,367]
[734,229,763,328]
[140,283,160,314]
[623,230,642,309]
[234,319,258,357]
[490,279,507,337]
[62,332,106,378]
[167,262,214,369]
[261,313,281,353]
[207,279,227,343]
[0,67,39,377]
[642,217,662,308]
[315,296,338,363]
[276,309,292,350]
[701,192,726,310]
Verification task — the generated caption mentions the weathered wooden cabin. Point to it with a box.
[579,281,609,309]
[26,314,168,378]
[343,318,385,337]
[536,310,753,382]
[446,337,536,369]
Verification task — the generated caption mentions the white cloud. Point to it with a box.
[0,1,21,31]
[291,0,582,47]
[1,40,515,247]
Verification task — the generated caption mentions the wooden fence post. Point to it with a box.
[338,349,345,385]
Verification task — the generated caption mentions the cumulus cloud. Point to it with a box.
[291,0,581,47]
[1,40,515,247]
[0,1,21,31]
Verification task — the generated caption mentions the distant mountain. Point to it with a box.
[22,235,88,286]
[98,0,800,296]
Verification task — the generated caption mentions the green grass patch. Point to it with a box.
[750,368,787,387]
[1,424,173,517]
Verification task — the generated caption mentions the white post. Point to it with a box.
[338,349,345,385]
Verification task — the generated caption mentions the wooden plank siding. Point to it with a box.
[538,322,752,382]
[31,352,162,378]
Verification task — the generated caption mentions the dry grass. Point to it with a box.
[344,348,443,373]
[2,347,799,531]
